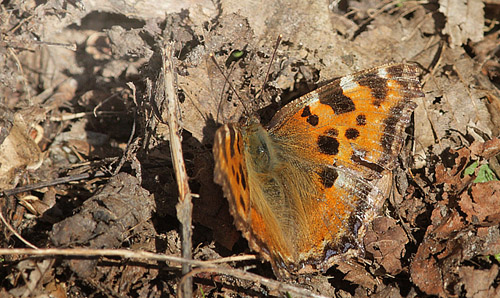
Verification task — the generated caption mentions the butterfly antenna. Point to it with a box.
[210,53,249,114]
[258,34,282,100]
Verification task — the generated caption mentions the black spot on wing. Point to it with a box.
[301,106,319,126]
[229,126,236,158]
[307,114,319,126]
[356,114,366,126]
[318,167,338,188]
[345,128,360,140]
[357,75,388,106]
[318,136,339,155]
[325,128,338,137]
[301,106,312,117]
[239,164,247,190]
[318,81,355,114]
[238,194,247,212]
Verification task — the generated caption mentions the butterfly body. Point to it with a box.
[213,63,424,275]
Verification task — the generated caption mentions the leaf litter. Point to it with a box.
[0,0,500,297]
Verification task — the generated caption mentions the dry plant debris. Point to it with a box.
[1,0,500,297]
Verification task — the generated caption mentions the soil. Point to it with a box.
[1,0,500,297]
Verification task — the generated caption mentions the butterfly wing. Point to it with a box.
[269,63,422,177]
[267,63,423,268]
[213,121,296,270]
[213,63,424,274]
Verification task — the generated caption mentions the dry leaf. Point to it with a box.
[0,109,42,189]
[459,265,500,298]
[439,0,485,47]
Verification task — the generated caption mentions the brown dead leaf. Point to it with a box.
[370,284,404,298]
[410,255,445,297]
[439,0,484,48]
[433,139,500,199]
[0,108,42,189]
[459,265,500,298]
[396,185,428,227]
[364,217,408,275]
[469,137,500,159]
[411,203,500,297]
[334,259,377,291]
[459,181,500,224]
[435,147,472,191]
[50,173,156,280]
[106,26,153,60]
[470,30,500,66]
[410,208,464,297]
[414,48,494,158]
[10,259,54,297]
[354,7,430,66]
[474,226,500,256]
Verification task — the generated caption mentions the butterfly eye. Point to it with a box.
[252,143,270,172]
[246,135,271,173]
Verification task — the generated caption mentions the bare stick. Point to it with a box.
[1,248,314,296]
[162,42,193,297]
[113,82,138,176]
[178,267,329,298]
[1,172,108,197]
[0,248,323,297]
[0,248,256,266]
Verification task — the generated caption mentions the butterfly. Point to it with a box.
[212,63,424,275]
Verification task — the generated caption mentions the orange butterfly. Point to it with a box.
[213,63,424,275]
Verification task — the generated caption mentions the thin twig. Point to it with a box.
[0,248,254,266]
[204,254,256,264]
[178,267,330,298]
[49,111,123,122]
[0,248,312,296]
[0,172,108,197]
[0,247,318,297]
[162,42,194,297]
[0,210,39,249]
[93,93,119,117]
[112,82,138,176]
